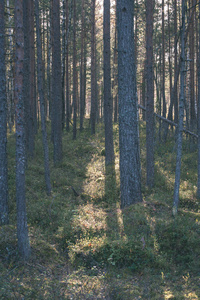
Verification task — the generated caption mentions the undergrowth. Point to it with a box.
[0,121,200,299]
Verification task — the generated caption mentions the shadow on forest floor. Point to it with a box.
[1,122,200,299]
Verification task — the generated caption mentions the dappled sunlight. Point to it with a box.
[163,289,174,299]
[72,203,107,234]
[116,207,127,241]
[2,122,200,299]
[83,153,106,199]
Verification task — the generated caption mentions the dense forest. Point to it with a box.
[1,0,200,298]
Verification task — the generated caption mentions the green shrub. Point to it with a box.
[72,239,156,272]
[155,217,200,266]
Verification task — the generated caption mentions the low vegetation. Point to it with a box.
[0,121,200,299]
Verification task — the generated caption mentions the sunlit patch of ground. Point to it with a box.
[1,122,200,299]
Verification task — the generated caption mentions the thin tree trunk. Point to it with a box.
[113,11,118,123]
[163,0,197,140]
[146,0,154,187]
[80,0,85,131]
[189,0,196,132]
[47,8,51,120]
[29,0,36,147]
[35,0,52,196]
[73,0,77,139]
[91,0,96,135]
[23,0,31,158]
[197,5,200,198]
[173,0,186,216]
[14,0,31,259]
[62,0,66,130]
[104,0,115,165]
[6,0,14,132]
[162,0,166,120]
[0,0,9,225]
[52,0,62,162]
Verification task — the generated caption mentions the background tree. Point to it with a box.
[14,0,31,259]
[80,0,85,131]
[73,0,77,139]
[35,0,52,196]
[173,0,186,215]
[0,0,9,225]
[90,0,96,135]
[117,0,143,208]
[197,1,200,198]
[146,0,154,187]
[103,0,115,165]
[52,0,63,162]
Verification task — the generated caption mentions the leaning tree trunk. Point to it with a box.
[35,0,52,196]
[14,0,31,259]
[0,0,9,225]
[173,0,186,216]
[117,0,142,208]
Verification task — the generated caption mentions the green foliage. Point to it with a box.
[156,217,200,266]
[1,121,200,299]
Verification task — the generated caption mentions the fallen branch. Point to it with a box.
[138,104,198,139]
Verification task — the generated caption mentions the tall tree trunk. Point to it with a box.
[197,5,200,198]
[113,25,118,123]
[29,0,37,145]
[52,0,63,162]
[0,0,9,225]
[189,0,196,132]
[146,0,154,187]
[174,0,178,124]
[73,0,77,139]
[168,0,173,118]
[104,0,115,165]
[62,0,66,130]
[14,0,31,259]
[35,0,52,196]
[173,0,186,215]
[91,0,96,135]
[80,0,85,131]
[23,0,32,158]
[141,61,146,121]
[6,0,14,132]
[47,8,51,120]
[65,0,71,131]
[117,0,142,208]
[162,0,166,121]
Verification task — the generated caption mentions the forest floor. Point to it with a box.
[1,121,200,299]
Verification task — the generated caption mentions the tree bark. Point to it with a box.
[35,0,52,196]
[189,0,196,132]
[162,0,166,120]
[73,0,77,139]
[90,0,96,135]
[52,0,62,162]
[146,0,154,187]
[104,0,115,165]
[197,4,200,198]
[0,0,9,225]
[80,0,85,131]
[117,0,142,208]
[173,0,186,216]
[14,0,31,259]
